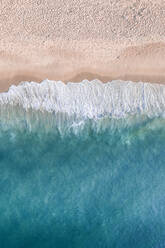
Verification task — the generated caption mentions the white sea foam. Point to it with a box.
[0,79,165,119]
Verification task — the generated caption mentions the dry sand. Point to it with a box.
[0,0,165,92]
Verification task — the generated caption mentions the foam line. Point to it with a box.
[0,79,165,119]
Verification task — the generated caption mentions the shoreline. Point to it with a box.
[0,41,165,93]
[1,71,165,93]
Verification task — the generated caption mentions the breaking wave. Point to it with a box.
[0,79,165,134]
[1,79,165,117]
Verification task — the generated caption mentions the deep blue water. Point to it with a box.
[0,112,165,248]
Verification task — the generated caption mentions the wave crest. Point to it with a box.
[0,79,165,119]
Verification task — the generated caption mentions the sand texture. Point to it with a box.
[0,0,165,91]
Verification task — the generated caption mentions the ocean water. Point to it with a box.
[0,79,165,248]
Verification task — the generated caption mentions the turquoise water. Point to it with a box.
[0,110,165,248]
[0,80,165,247]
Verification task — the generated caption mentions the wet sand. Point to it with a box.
[0,0,165,92]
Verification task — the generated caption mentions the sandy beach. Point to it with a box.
[0,0,165,92]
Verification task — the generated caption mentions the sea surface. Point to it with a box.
[0,80,165,248]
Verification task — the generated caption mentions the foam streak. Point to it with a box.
[0,79,165,119]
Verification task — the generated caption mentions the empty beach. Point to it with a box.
[0,0,165,91]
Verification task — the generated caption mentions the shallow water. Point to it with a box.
[0,80,165,248]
